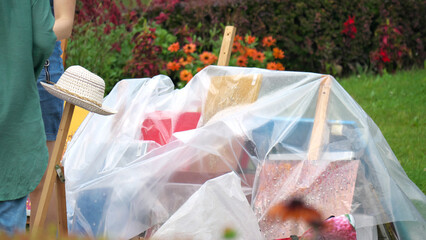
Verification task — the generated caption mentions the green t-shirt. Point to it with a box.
[0,0,56,200]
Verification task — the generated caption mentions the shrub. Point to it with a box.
[67,0,425,92]
[123,23,163,80]
[370,19,410,74]
[66,22,137,94]
[141,0,425,76]
[124,23,286,88]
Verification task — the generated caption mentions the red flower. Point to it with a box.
[379,48,391,63]
[342,15,357,39]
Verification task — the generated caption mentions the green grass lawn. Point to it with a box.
[338,68,425,194]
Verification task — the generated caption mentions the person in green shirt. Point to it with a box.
[0,0,57,235]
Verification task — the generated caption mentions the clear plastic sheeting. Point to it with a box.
[64,66,425,239]
[152,172,263,240]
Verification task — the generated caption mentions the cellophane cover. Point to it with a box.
[64,66,425,239]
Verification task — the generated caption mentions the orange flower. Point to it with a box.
[273,47,285,59]
[262,36,276,47]
[196,66,206,72]
[234,34,243,42]
[267,62,278,70]
[199,51,217,65]
[267,62,285,71]
[168,42,180,52]
[167,61,181,71]
[183,43,196,54]
[178,58,187,66]
[254,51,265,62]
[180,70,193,82]
[187,55,194,62]
[268,198,322,227]
[245,35,256,44]
[199,51,211,64]
[236,56,248,67]
[179,56,194,66]
[246,48,257,58]
[276,62,285,71]
[211,54,218,64]
[232,41,242,53]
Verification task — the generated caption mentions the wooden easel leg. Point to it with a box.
[56,167,68,237]
[217,26,236,66]
[32,102,75,236]
[307,76,332,161]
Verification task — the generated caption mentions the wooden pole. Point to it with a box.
[60,39,68,68]
[32,102,74,237]
[307,75,332,161]
[217,26,236,66]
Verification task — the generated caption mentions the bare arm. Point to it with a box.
[53,0,76,40]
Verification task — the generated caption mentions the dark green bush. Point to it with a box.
[68,0,425,91]
[66,23,138,94]
[143,0,425,75]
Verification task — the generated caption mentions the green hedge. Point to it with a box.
[145,0,425,74]
[67,0,425,92]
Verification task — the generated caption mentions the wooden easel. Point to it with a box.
[32,26,237,237]
[308,75,332,160]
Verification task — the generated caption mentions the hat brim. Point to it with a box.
[41,82,116,115]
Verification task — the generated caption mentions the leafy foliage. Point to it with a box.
[142,0,425,75]
[67,0,425,92]
[66,23,137,94]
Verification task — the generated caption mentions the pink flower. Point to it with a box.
[155,12,169,24]
[111,42,121,52]
[109,15,118,25]
[103,24,112,34]
[300,215,357,240]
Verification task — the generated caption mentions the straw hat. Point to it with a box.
[41,65,116,115]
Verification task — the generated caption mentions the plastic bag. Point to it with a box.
[152,172,263,240]
[64,66,425,239]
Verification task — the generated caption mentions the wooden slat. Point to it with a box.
[32,102,74,236]
[60,39,68,68]
[56,165,68,237]
[217,26,236,66]
[307,76,332,161]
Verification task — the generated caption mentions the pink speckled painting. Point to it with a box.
[253,160,360,239]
